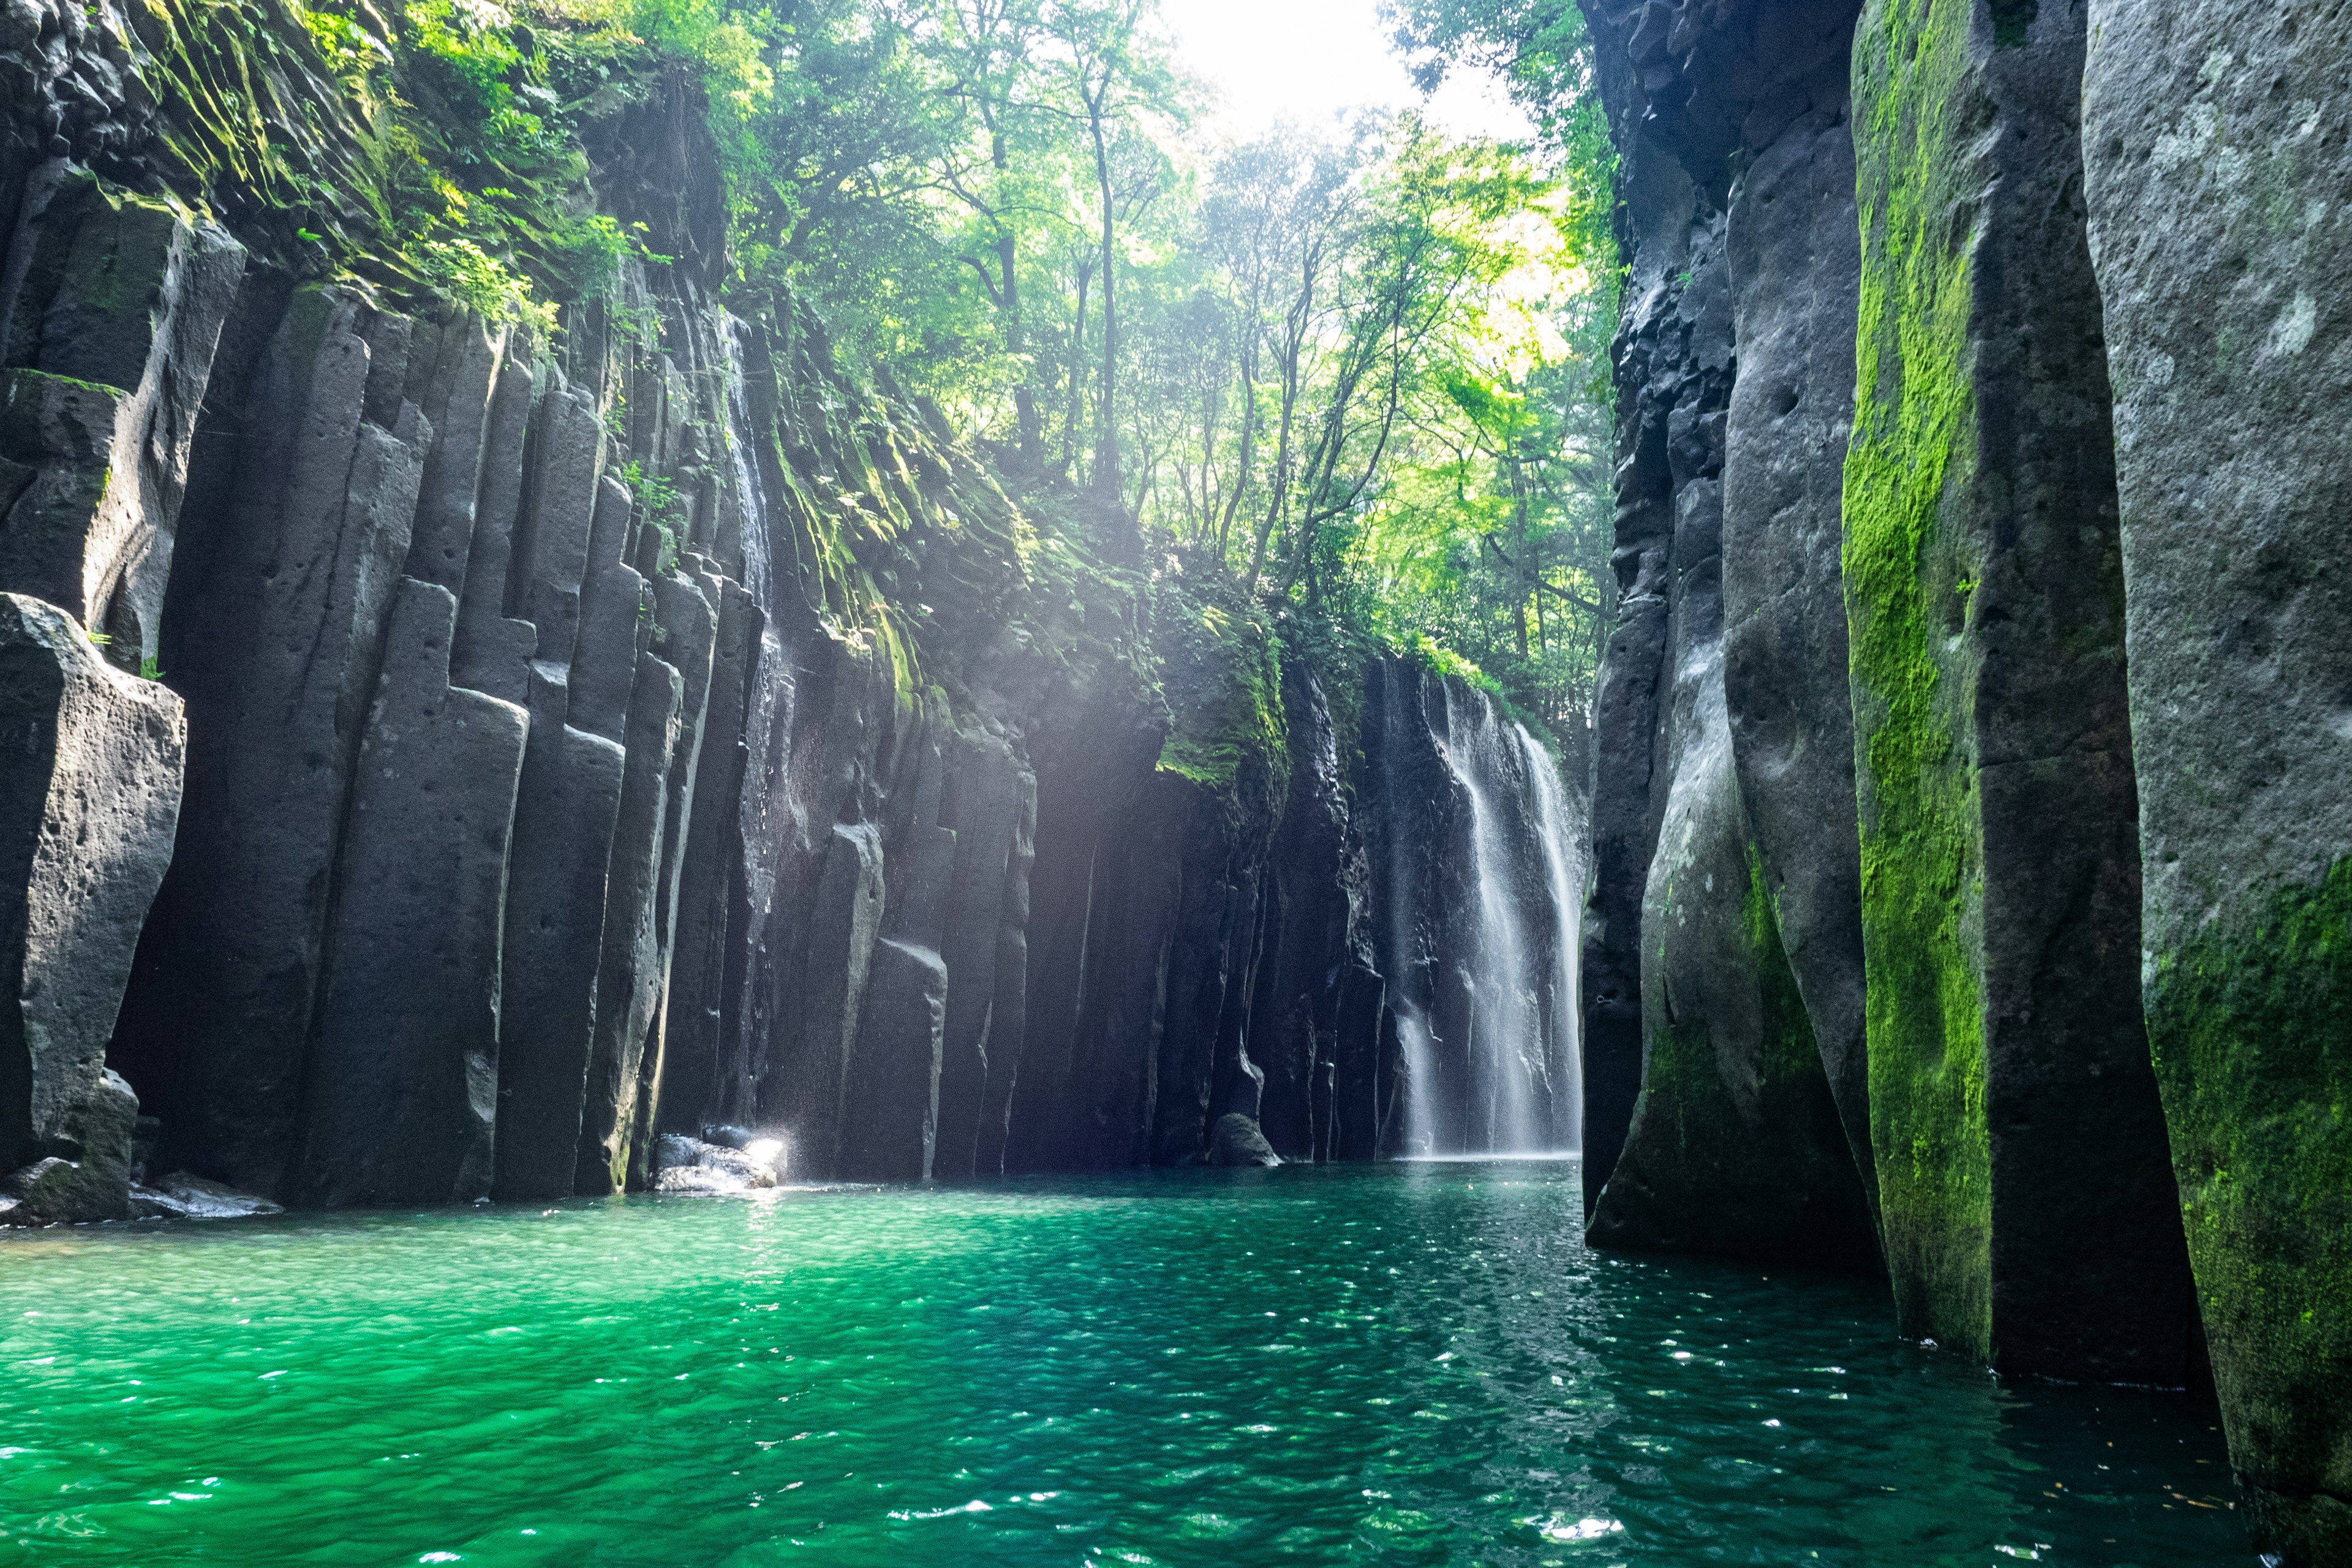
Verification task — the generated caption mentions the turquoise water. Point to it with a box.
[1,1161,2243,1566]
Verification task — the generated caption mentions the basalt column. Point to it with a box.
[2083,7,2352,1555]
[116,287,429,1198]
[1580,215,1873,1272]
[1844,0,2192,1378]
[1574,0,1874,1266]
[1717,0,1878,1231]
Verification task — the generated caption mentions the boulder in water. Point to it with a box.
[1208,1114,1280,1168]
[651,1133,779,1193]
[129,1172,282,1220]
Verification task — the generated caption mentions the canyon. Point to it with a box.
[0,0,2342,1561]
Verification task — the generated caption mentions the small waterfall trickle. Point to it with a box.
[1522,726,1586,1153]
[1381,663,1586,1158]
[717,315,792,1123]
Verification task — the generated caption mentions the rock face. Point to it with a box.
[0,165,246,661]
[0,4,1596,1240]
[1574,0,1880,1270]
[1716,13,1875,1217]
[1844,0,2192,1381]
[2082,7,2352,1555]
[296,578,527,1207]
[0,595,181,1221]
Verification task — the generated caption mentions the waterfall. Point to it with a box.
[718,315,792,1123]
[1522,726,1585,1153]
[1384,665,1585,1158]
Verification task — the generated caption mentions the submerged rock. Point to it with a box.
[129,1172,282,1221]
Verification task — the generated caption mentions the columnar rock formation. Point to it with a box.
[0,0,1589,1225]
[1577,0,2346,1554]
[2082,7,2352,1555]
[1576,0,1880,1272]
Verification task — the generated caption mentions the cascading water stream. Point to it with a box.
[1521,726,1586,1153]
[718,315,792,1123]
[1440,693,1542,1153]
[1387,669,1586,1158]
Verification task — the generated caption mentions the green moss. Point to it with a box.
[1744,843,1822,1087]
[2149,856,2351,1496]
[1155,591,1287,794]
[1844,0,1992,1358]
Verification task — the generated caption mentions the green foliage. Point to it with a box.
[413,235,559,332]
[619,458,691,571]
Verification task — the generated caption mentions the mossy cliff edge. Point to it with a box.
[1576,0,2346,1555]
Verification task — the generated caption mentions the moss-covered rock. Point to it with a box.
[1845,0,2192,1380]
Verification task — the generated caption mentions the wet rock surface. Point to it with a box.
[1844,0,2191,1382]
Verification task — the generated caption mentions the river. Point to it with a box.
[0,1161,2238,1565]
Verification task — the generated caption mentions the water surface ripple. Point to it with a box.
[0,1161,2242,1565]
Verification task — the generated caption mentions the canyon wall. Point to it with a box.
[0,0,1588,1227]
[2081,7,2351,1555]
[1577,0,2346,1553]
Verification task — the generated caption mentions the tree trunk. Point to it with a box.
[1088,93,1121,500]
[1061,261,1092,475]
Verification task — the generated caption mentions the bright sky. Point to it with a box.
[1166,0,1536,143]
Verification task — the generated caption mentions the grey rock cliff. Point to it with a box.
[0,592,181,1221]
[2083,5,2352,1555]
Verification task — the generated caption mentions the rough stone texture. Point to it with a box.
[0,593,180,1221]
[620,569,720,1188]
[397,317,505,595]
[448,349,539,705]
[567,476,646,744]
[1573,0,1883,1268]
[1845,0,2193,1379]
[2082,7,2352,1554]
[932,726,1025,1179]
[839,937,945,1182]
[971,747,1036,1177]
[1585,461,1875,1267]
[0,165,245,662]
[653,575,759,1138]
[767,820,886,1175]
[297,578,526,1206]
[111,288,426,1197]
[491,666,624,1202]
[0,1068,136,1223]
[1574,136,1691,1215]
[1716,18,1876,1224]
[1250,668,1352,1163]
[575,651,682,1196]
[1208,1112,1280,1168]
